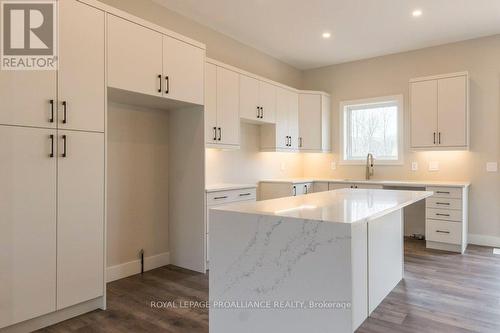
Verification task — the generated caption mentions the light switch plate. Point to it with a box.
[486,162,498,172]
[411,162,418,171]
[331,162,337,170]
[428,161,440,171]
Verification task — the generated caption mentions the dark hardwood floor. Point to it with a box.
[39,239,500,333]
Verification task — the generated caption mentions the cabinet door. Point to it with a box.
[163,35,204,105]
[288,91,299,149]
[107,15,162,97]
[0,126,56,328]
[59,0,105,132]
[259,81,276,123]
[329,183,350,190]
[275,87,290,149]
[57,131,104,309]
[299,94,322,150]
[217,67,240,146]
[239,75,260,121]
[0,71,56,129]
[205,63,218,144]
[410,80,438,147]
[437,76,467,147]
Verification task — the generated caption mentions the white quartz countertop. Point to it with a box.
[205,183,257,192]
[259,178,470,188]
[212,188,433,224]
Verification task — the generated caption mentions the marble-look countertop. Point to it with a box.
[259,178,470,188]
[212,188,432,224]
[205,183,257,192]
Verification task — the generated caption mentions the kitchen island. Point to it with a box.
[209,188,433,333]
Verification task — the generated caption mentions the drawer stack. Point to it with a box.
[425,186,468,253]
[205,187,257,269]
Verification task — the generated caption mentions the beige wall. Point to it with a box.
[99,0,302,88]
[206,123,303,185]
[107,103,169,267]
[302,35,500,241]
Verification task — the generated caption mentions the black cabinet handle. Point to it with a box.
[256,106,260,118]
[436,230,450,234]
[299,137,303,148]
[213,127,217,141]
[62,101,67,124]
[438,132,441,144]
[436,202,450,206]
[218,127,222,141]
[436,213,450,217]
[433,132,436,144]
[261,107,264,119]
[436,191,450,194]
[304,184,308,194]
[214,196,228,200]
[49,99,54,123]
[158,74,162,93]
[165,76,169,94]
[239,193,251,197]
[293,186,297,196]
[49,134,54,158]
[62,135,67,158]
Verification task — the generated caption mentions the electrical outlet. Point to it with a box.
[411,162,418,171]
[486,162,498,172]
[331,161,337,170]
[428,161,440,171]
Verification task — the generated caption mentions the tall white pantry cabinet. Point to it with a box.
[0,0,105,329]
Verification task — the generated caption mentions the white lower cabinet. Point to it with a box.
[205,187,257,268]
[0,126,57,328]
[328,182,383,190]
[0,126,105,328]
[425,186,467,253]
[57,131,104,309]
[259,181,313,200]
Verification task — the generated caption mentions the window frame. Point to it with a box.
[339,95,404,165]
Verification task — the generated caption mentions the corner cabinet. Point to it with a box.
[205,62,240,148]
[410,72,469,150]
[107,14,204,105]
[298,92,331,152]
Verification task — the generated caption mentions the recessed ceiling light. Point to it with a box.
[322,32,331,39]
[412,9,423,17]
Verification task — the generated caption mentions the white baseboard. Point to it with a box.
[468,234,500,248]
[106,252,170,283]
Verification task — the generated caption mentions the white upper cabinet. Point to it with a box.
[108,14,205,105]
[205,62,240,147]
[59,0,105,132]
[108,15,163,97]
[240,75,276,124]
[410,80,438,148]
[260,87,298,151]
[298,93,331,152]
[410,72,469,150]
[163,35,204,105]
[205,63,218,144]
[437,76,468,147]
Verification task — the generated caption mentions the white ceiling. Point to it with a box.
[153,0,500,70]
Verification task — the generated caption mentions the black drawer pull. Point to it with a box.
[61,135,67,157]
[436,213,450,217]
[49,134,54,158]
[436,202,450,205]
[49,99,54,123]
[436,230,450,234]
[62,101,67,124]
[436,191,450,194]
[239,193,251,197]
[214,196,228,200]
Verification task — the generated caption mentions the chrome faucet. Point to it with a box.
[366,153,374,180]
